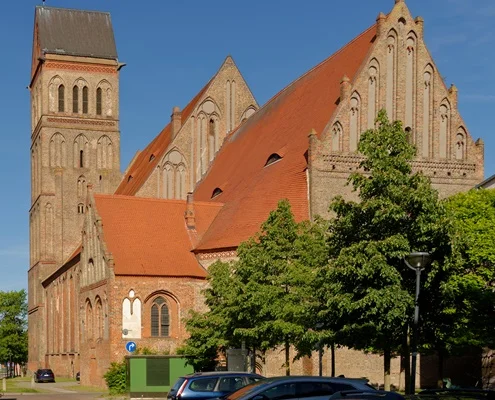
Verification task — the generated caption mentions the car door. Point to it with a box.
[253,382,297,400]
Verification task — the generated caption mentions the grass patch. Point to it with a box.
[64,384,107,393]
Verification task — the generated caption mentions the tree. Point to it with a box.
[322,111,451,390]
[0,290,28,373]
[180,200,328,375]
[431,190,495,350]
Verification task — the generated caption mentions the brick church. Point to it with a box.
[28,0,484,388]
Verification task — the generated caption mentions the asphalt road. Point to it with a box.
[2,380,111,400]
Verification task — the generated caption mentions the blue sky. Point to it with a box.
[0,0,494,291]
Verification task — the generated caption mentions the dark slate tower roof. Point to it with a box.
[35,6,118,60]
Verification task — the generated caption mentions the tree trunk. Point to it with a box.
[285,339,290,376]
[437,350,445,388]
[384,348,391,391]
[402,330,411,394]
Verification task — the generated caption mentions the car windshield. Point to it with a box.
[225,380,273,400]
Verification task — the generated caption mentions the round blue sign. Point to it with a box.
[126,341,137,352]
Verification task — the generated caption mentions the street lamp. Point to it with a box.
[404,251,431,395]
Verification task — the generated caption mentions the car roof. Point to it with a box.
[260,376,369,383]
[183,371,262,378]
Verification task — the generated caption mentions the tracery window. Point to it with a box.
[151,296,169,337]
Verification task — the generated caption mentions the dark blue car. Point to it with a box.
[168,372,264,400]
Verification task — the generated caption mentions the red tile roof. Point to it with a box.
[115,81,211,196]
[94,194,223,277]
[193,26,376,251]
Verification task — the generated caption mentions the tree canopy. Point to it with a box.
[0,289,28,365]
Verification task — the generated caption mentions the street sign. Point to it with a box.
[126,341,137,353]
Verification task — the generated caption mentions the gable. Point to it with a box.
[193,26,377,251]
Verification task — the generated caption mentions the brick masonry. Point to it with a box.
[28,0,488,390]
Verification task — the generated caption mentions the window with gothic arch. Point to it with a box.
[96,87,102,115]
[58,84,65,112]
[73,86,79,113]
[151,296,170,337]
[82,86,89,114]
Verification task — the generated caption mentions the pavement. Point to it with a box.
[1,379,113,399]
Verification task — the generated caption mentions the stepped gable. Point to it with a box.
[93,194,223,277]
[193,25,376,251]
[35,6,118,60]
[115,82,211,196]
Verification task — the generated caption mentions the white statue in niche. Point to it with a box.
[122,290,141,338]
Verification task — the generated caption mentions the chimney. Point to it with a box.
[171,106,182,138]
[340,75,351,101]
[376,12,387,37]
[185,192,195,230]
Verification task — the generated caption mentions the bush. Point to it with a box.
[103,360,127,395]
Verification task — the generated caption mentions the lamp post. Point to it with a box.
[404,251,431,395]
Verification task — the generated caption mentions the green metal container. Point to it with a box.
[127,355,194,398]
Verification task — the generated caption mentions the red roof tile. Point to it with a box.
[115,81,211,196]
[94,194,223,277]
[193,26,376,251]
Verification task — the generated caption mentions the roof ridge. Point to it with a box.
[95,193,224,208]
[255,24,376,115]
[36,5,111,16]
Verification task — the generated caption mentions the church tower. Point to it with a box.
[28,6,122,370]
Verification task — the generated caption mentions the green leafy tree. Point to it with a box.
[423,189,495,363]
[180,200,328,375]
[322,111,451,390]
[0,290,28,370]
[233,202,328,374]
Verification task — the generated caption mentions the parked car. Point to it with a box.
[168,372,264,400]
[76,371,80,381]
[221,376,377,400]
[34,368,55,383]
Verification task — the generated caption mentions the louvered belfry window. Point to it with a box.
[73,86,79,113]
[82,86,89,114]
[151,296,170,337]
[58,85,65,112]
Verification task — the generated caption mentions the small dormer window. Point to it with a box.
[265,153,282,167]
[149,154,155,162]
[127,175,133,182]
[211,188,223,199]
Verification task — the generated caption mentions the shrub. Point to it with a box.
[103,360,127,395]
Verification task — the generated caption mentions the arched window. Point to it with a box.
[151,296,169,337]
[58,85,65,112]
[80,150,84,168]
[73,86,79,113]
[96,88,102,115]
[78,203,85,214]
[82,86,89,114]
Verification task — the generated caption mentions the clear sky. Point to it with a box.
[0,0,494,291]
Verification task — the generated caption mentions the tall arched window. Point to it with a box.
[58,85,65,112]
[82,86,89,114]
[151,296,169,337]
[72,86,79,113]
[80,150,84,168]
[96,88,102,115]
